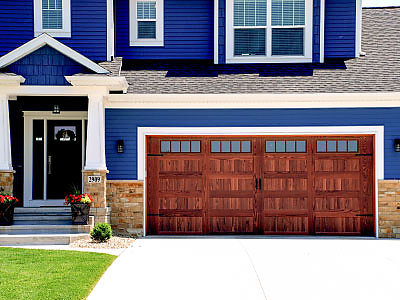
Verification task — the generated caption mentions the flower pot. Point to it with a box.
[71,203,90,225]
[0,203,15,226]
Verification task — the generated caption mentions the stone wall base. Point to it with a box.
[90,207,111,225]
[378,180,400,238]
[106,180,144,236]
[0,170,14,195]
[83,170,109,226]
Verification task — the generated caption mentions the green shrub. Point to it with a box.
[90,223,112,242]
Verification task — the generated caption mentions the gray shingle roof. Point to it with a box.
[111,7,400,94]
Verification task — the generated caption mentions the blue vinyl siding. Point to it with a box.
[324,0,356,58]
[2,46,93,85]
[312,0,320,62]
[218,0,226,63]
[0,0,107,61]
[115,0,214,59]
[106,108,400,180]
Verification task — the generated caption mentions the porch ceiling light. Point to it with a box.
[53,104,60,114]
[395,139,400,152]
[117,140,124,153]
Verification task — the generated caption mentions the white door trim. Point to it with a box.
[23,111,88,207]
[138,126,384,237]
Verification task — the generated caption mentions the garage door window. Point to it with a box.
[266,140,306,153]
[211,140,251,153]
[317,140,358,153]
[161,140,201,153]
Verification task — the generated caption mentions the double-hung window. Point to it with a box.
[130,0,164,46]
[34,0,71,37]
[227,0,312,63]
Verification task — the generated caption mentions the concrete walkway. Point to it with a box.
[88,237,400,300]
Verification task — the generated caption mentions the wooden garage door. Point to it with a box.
[146,135,375,236]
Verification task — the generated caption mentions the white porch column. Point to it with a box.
[0,95,12,171]
[84,93,107,171]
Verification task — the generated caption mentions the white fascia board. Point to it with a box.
[0,34,109,74]
[106,92,400,109]
[65,76,128,93]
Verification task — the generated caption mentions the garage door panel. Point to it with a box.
[159,216,203,234]
[314,197,360,212]
[314,178,360,192]
[209,157,254,173]
[264,178,308,192]
[209,217,254,233]
[159,178,203,193]
[159,158,203,173]
[209,197,254,210]
[263,158,308,172]
[315,159,360,172]
[264,216,309,234]
[160,197,203,210]
[264,197,308,210]
[314,216,361,234]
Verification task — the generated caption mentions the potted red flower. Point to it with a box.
[0,192,19,226]
[64,193,92,225]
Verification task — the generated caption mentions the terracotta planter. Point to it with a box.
[0,203,15,226]
[71,203,90,225]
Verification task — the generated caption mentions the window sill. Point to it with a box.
[225,56,313,64]
[34,31,71,38]
[130,40,164,47]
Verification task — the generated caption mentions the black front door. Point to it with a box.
[47,120,82,199]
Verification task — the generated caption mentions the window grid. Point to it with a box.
[265,140,307,153]
[161,141,201,153]
[211,140,252,153]
[137,1,157,39]
[42,0,63,29]
[316,140,359,153]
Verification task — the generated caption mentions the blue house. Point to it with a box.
[0,0,399,238]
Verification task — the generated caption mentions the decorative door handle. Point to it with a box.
[255,177,259,190]
[48,156,52,175]
[258,178,262,190]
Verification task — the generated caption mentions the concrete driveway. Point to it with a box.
[88,237,400,300]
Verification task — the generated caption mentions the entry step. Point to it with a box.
[0,233,89,246]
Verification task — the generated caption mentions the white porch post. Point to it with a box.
[84,93,107,171]
[0,95,12,171]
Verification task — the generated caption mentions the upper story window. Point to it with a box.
[130,0,164,47]
[34,0,71,37]
[226,0,312,63]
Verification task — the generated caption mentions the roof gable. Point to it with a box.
[0,33,109,74]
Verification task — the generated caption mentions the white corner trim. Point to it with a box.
[138,125,384,237]
[34,0,71,38]
[0,74,26,85]
[0,34,109,74]
[129,0,164,47]
[214,0,219,64]
[356,0,362,58]
[65,76,128,92]
[107,0,115,61]
[319,0,325,63]
[106,92,400,109]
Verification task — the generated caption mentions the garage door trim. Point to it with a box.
[138,126,384,237]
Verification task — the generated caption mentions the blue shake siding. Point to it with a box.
[105,108,399,180]
[0,0,107,61]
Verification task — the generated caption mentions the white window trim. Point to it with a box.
[34,0,71,38]
[226,0,313,64]
[129,0,164,47]
[138,126,384,237]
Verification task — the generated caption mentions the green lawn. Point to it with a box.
[0,247,116,300]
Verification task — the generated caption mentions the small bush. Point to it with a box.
[90,223,112,243]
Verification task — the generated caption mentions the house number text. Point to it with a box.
[88,176,102,183]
